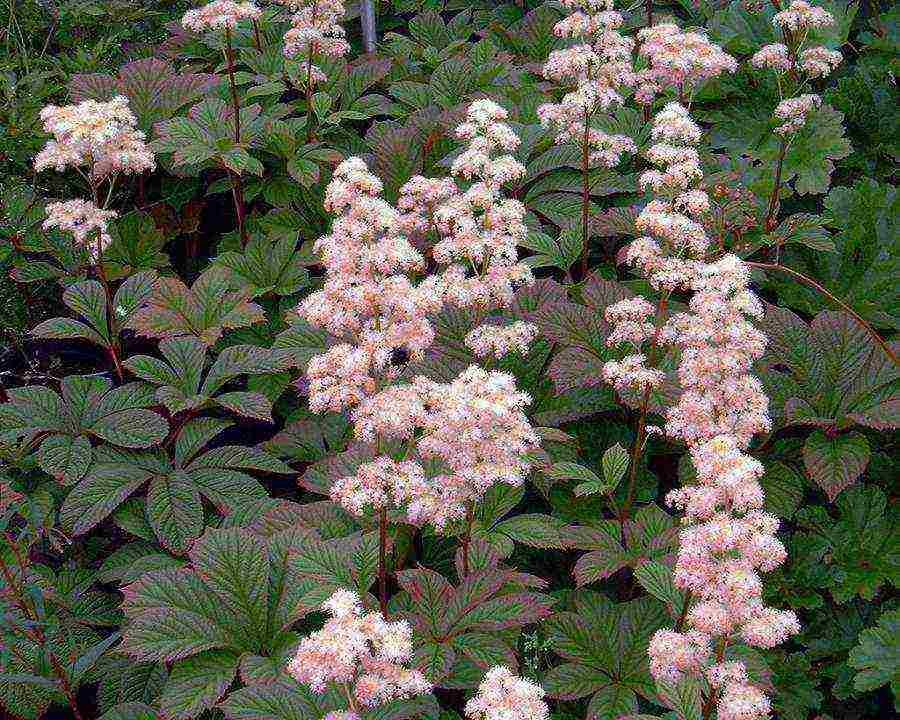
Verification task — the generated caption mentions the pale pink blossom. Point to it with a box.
[799,46,843,77]
[182,0,261,31]
[717,682,771,720]
[751,43,790,72]
[773,0,834,31]
[773,93,821,135]
[35,96,154,180]
[464,667,548,720]
[43,200,118,260]
[283,0,349,78]
[286,589,432,704]
[465,321,537,358]
[637,24,737,96]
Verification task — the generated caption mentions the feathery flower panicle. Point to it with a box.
[283,0,349,82]
[773,93,821,135]
[464,667,549,720]
[799,46,843,77]
[286,589,432,705]
[35,96,154,180]
[298,156,443,412]
[396,176,459,242]
[602,104,796,719]
[615,102,708,304]
[773,0,834,30]
[392,366,540,529]
[751,2,840,142]
[464,321,537,359]
[182,0,261,31]
[604,297,657,347]
[635,23,737,105]
[537,0,636,167]
[750,43,790,72]
[430,100,534,310]
[331,457,426,517]
[43,200,118,260]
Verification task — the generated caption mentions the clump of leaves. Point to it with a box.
[59,418,291,553]
[127,266,265,346]
[0,375,168,484]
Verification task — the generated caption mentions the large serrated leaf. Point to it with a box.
[158,650,241,720]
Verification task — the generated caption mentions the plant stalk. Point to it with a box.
[579,117,591,279]
[461,501,475,577]
[763,137,787,233]
[378,506,388,617]
[618,293,669,541]
[746,261,898,365]
[224,27,249,246]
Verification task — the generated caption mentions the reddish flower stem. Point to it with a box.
[763,137,788,233]
[461,501,475,577]
[618,293,669,542]
[378,506,389,617]
[579,117,591,279]
[224,27,249,246]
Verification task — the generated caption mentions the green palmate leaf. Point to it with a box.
[395,562,554,688]
[59,423,284,546]
[848,608,900,708]
[802,430,871,502]
[768,179,899,330]
[272,318,329,370]
[0,376,167,451]
[221,680,343,720]
[153,99,266,174]
[760,462,805,519]
[633,561,686,618]
[758,306,899,431]
[127,266,265,346]
[104,213,170,279]
[544,592,668,715]
[795,484,898,603]
[566,505,678,586]
[158,650,241,720]
[188,529,270,649]
[214,233,310,297]
[125,337,285,420]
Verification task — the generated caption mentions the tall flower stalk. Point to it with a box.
[34,95,155,380]
[282,0,349,142]
[751,1,842,236]
[606,103,799,720]
[538,0,637,278]
[182,1,263,247]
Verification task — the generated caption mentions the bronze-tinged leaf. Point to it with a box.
[127,267,264,346]
[803,430,871,502]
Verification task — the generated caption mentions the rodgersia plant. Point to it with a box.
[2,2,898,720]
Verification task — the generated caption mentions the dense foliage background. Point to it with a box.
[1,2,897,720]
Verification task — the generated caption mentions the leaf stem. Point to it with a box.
[746,261,898,365]
[461,501,475,577]
[378,506,388,617]
[224,27,248,247]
